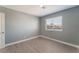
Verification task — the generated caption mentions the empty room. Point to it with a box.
[0,5,79,53]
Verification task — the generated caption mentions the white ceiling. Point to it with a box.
[2,5,77,17]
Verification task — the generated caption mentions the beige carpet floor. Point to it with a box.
[0,37,79,53]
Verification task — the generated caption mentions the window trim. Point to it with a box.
[45,16,63,31]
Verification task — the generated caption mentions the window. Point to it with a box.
[45,16,63,31]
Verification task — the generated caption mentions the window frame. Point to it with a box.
[45,16,63,31]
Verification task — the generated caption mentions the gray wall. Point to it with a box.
[0,6,40,44]
[1,6,79,45]
[40,6,79,45]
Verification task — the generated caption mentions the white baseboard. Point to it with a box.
[5,35,79,49]
[39,35,79,49]
[5,35,40,47]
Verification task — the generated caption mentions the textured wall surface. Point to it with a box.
[0,6,79,46]
[40,6,79,45]
[0,6,40,44]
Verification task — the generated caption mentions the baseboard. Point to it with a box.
[39,35,79,49]
[5,35,40,47]
[5,35,79,49]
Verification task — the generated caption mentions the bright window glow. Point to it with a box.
[46,16,63,31]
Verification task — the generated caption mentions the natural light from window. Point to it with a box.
[46,16,63,31]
